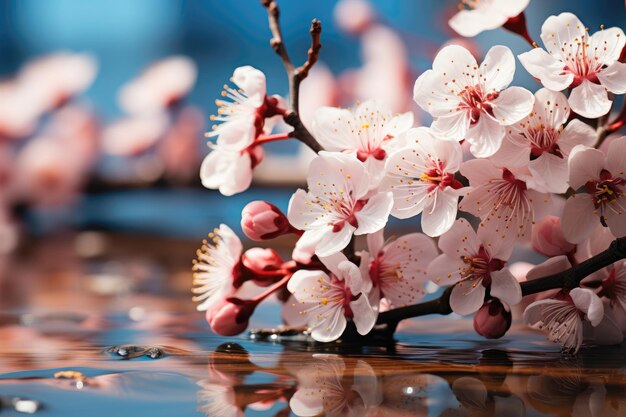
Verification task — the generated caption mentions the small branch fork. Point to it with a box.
[260,0,324,153]
[376,236,626,327]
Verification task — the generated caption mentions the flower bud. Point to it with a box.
[241,201,291,241]
[531,216,576,257]
[473,299,512,339]
[206,298,256,336]
[241,247,284,287]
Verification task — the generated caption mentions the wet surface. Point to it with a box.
[1,233,625,416]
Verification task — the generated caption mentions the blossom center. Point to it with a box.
[331,199,367,232]
[524,125,563,158]
[584,169,626,224]
[369,254,401,290]
[419,164,463,192]
[460,245,505,287]
[457,84,499,124]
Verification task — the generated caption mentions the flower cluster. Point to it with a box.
[194,2,626,352]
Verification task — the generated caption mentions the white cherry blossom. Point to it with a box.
[459,159,552,252]
[414,44,534,157]
[518,13,626,118]
[206,65,283,151]
[288,152,393,257]
[427,218,522,315]
[562,138,626,243]
[449,0,530,38]
[200,144,264,196]
[192,224,242,311]
[492,88,596,193]
[358,229,438,308]
[382,127,464,237]
[312,99,413,187]
[286,253,377,342]
[524,288,604,353]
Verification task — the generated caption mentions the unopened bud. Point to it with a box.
[241,247,284,287]
[532,216,576,257]
[473,299,512,339]
[206,297,256,336]
[241,201,292,241]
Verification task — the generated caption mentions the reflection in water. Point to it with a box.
[1,235,626,416]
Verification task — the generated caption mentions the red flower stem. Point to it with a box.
[252,273,293,304]
[254,133,291,146]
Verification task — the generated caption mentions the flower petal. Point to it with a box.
[562,194,599,244]
[517,48,573,91]
[466,115,505,158]
[450,281,485,315]
[421,188,459,237]
[350,295,377,335]
[489,269,522,307]
[354,191,393,235]
[597,62,626,94]
[490,86,535,125]
[570,287,604,326]
[569,80,611,118]
[481,45,515,91]
[568,145,604,189]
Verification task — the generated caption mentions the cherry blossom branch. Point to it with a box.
[260,0,324,153]
[376,236,626,326]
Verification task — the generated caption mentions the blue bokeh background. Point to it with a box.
[1,0,623,118]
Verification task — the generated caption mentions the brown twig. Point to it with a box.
[260,0,324,153]
[376,236,626,325]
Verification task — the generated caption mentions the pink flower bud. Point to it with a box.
[206,297,256,336]
[532,216,576,257]
[241,247,284,287]
[473,299,512,339]
[241,201,292,241]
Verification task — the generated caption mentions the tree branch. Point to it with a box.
[376,236,626,325]
[260,0,324,154]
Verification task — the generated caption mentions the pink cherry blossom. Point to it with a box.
[200,144,264,196]
[102,115,168,156]
[427,218,522,315]
[355,25,413,113]
[414,44,534,157]
[206,66,284,151]
[518,13,626,118]
[192,224,243,312]
[382,127,464,237]
[459,159,552,251]
[524,288,604,352]
[288,152,393,257]
[18,52,97,112]
[333,0,375,35]
[358,229,438,308]
[492,88,596,193]
[449,0,529,37]
[562,138,626,243]
[312,99,413,187]
[118,56,197,115]
[286,253,377,342]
